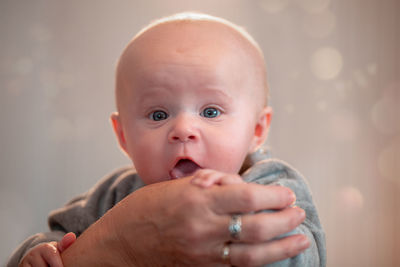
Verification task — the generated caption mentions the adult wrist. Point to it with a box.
[61,211,130,267]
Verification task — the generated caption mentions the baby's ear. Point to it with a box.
[110,112,128,154]
[249,106,273,153]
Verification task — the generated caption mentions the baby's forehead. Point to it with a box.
[122,23,254,77]
[127,52,248,100]
[116,14,268,111]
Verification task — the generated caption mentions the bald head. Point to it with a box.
[115,12,269,114]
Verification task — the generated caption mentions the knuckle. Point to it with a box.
[22,253,33,263]
[203,173,214,182]
[22,243,56,265]
[43,242,57,253]
[184,223,203,243]
[180,217,208,245]
[239,187,258,211]
[181,189,202,206]
[250,220,268,242]
[238,250,258,267]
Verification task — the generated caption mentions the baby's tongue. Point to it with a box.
[170,159,200,179]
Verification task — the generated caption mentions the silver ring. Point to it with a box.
[222,243,230,263]
[229,214,242,240]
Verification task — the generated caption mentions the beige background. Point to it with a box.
[1,0,399,266]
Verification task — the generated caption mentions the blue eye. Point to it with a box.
[151,110,168,121]
[201,107,221,118]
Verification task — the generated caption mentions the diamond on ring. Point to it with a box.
[222,243,230,263]
[229,214,242,240]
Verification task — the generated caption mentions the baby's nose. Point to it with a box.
[168,115,199,143]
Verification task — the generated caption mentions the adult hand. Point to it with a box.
[61,177,308,267]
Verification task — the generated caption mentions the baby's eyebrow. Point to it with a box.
[197,88,233,102]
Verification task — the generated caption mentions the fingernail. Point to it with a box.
[280,186,296,205]
[288,190,296,206]
[298,236,310,249]
[294,207,306,219]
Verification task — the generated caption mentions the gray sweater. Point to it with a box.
[7,152,326,266]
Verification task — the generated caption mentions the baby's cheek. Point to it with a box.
[208,143,247,173]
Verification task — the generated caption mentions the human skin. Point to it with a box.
[60,20,309,266]
[19,232,76,267]
[112,21,271,185]
[61,178,306,267]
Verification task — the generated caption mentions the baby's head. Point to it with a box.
[111,12,272,184]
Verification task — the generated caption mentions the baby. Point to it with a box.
[9,12,325,267]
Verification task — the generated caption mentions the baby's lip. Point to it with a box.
[169,157,202,179]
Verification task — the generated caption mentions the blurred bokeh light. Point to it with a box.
[311,47,343,80]
[1,0,399,266]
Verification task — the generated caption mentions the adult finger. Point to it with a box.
[229,234,310,267]
[231,207,306,243]
[210,183,295,214]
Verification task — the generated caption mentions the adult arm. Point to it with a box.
[8,166,308,267]
[60,177,307,267]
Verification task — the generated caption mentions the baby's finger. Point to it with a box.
[21,250,48,267]
[216,174,243,186]
[229,234,310,266]
[25,257,47,267]
[191,169,224,187]
[191,169,244,188]
[40,243,63,267]
[58,232,77,252]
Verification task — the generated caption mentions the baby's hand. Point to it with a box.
[191,169,244,188]
[19,232,76,267]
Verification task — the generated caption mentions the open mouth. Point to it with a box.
[169,159,201,179]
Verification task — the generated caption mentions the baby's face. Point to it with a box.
[113,22,271,184]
